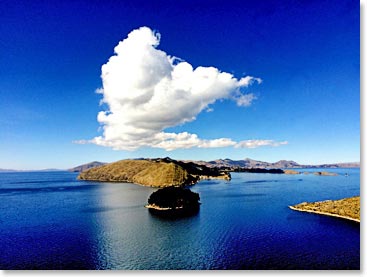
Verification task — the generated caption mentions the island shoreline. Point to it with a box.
[288,205,360,223]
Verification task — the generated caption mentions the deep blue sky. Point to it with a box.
[0,0,360,169]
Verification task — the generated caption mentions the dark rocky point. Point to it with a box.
[145,187,200,218]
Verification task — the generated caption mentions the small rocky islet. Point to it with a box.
[145,186,200,218]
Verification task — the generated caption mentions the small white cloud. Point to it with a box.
[235,140,289,148]
[234,93,257,107]
[237,76,262,87]
[197,138,237,149]
[78,27,284,151]
[72,139,89,145]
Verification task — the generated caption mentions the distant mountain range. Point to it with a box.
[186,158,300,169]
[184,158,360,169]
[0,168,63,172]
[0,168,17,172]
[67,158,360,173]
[68,161,107,173]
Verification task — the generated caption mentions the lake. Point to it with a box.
[0,169,360,269]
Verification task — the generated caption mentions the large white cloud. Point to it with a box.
[79,26,286,151]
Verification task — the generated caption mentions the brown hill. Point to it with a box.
[77,159,197,187]
[289,196,360,222]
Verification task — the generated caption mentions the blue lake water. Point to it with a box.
[0,169,360,269]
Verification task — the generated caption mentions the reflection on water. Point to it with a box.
[0,169,360,269]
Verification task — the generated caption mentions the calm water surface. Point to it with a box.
[0,169,360,269]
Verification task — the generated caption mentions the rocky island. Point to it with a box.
[312,171,338,176]
[145,187,200,217]
[289,196,360,223]
[77,157,230,187]
[285,170,338,176]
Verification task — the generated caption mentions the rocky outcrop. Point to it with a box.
[199,173,231,181]
[284,170,337,176]
[289,196,360,222]
[145,187,200,217]
[313,171,338,176]
[283,169,300,175]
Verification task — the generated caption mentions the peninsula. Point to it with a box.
[77,157,230,187]
[289,196,360,223]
